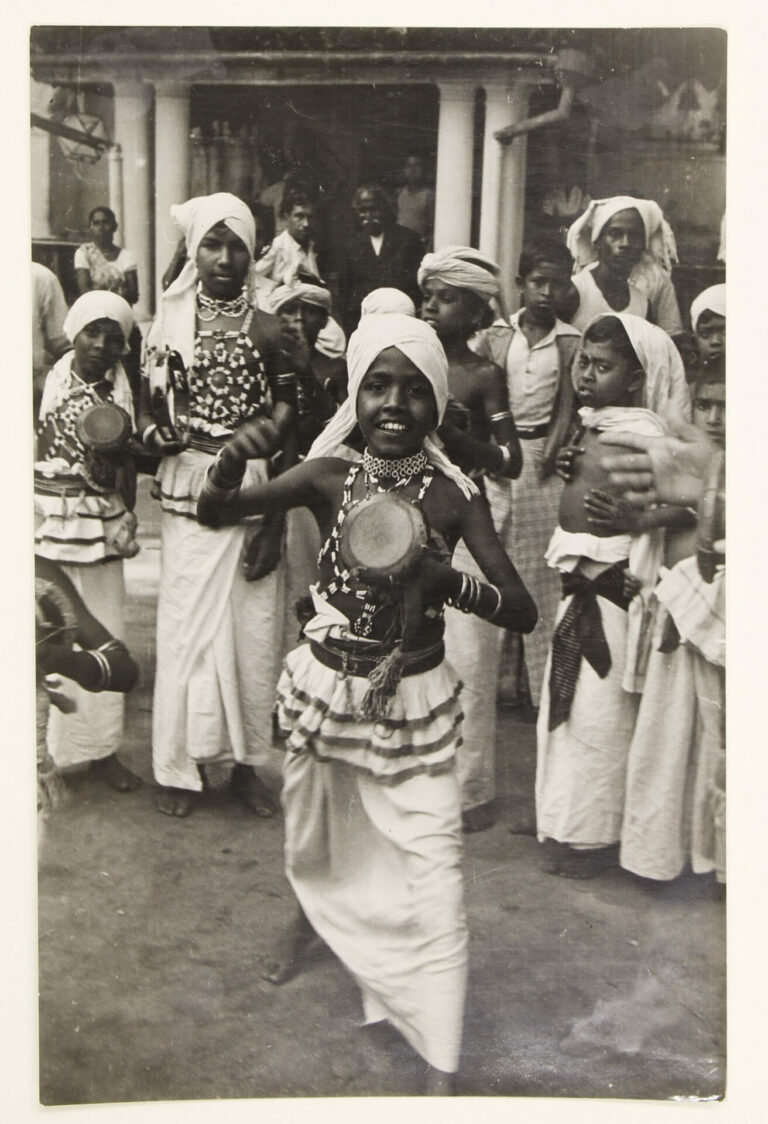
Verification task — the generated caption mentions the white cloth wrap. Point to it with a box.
[417,245,501,299]
[281,749,467,1071]
[152,452,287,791]
[567,196,678,274]
[47,562,126,768]
[305,313,478,501]
[548,404,668,693]
[690,284,726,333]
[360,288,416,317]
[63,291,134,354]
[267,281,332,314]
[580,313,691,423]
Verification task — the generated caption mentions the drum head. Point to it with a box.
[340,493,427,580]
[76,403,131,452]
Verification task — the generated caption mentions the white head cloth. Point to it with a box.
[567,196,678,274]
[267,281,332,314]
[417,245,501,299]
[360,288,416,317]
[63,291,134,354]
[580,312,691,423]
[306,313,478,500]
[150,193,257,367]
[690,283,726,332]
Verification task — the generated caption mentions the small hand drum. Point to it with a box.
[340,492,428,583]
[76,403,132,454]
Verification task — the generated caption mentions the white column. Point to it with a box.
[153,82,191,310]
[108,144,124,233]
[478,80,531,310]
[498,84,531,313]
[112,81,153,319]
[30,80,53,238]
[433,81,476,249]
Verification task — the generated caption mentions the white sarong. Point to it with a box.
[282,749,467,1072]
[151,450,286,790]
[443,538,503,811]
[47,561,125,767]
[536,592,640,846]
[486,448,564,705]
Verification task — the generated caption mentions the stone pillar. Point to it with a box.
[153,82,191,310]
[108,144,124,234]
[112,80,153,319]
[478,80,531,311]
[30,80,53,238]
[433,81,477,250]
[498,84,531,313]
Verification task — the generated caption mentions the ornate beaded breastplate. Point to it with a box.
[187,309,270,433]
[38,380,112,468]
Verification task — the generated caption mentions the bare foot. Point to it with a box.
[231,764,277,817]
[90,754,142,792]
[155,785,196,817]
[262,907,316,985]
[462,801,495,833]
[426,1067,455,1095]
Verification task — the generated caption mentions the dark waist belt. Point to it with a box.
[309,637,444,679]
[548,561,631,732]
[187,431,228,455]
[516,423,550,440]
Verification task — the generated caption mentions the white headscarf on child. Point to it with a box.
[63,291,134,354]
[690,283,726,333]
[417,245,501,299]
[148,193,257,368]
[567,196,678,274]
[360,288,416,317]
[578,312,691,423]
[305,313,479,500]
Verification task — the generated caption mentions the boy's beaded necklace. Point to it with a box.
[195,282,249,321]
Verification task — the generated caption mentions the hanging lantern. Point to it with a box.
[57,113,110,172]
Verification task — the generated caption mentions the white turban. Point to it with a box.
[306,313,478,500]
[690,284,726,333]
[170,192,256,264]
[579,312,691,423]
[360,288,416,317]
[267,282,332,315]
[63,291,134,354]
[567,196,678,274]
[417,245,501,300]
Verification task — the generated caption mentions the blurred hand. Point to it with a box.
[224,417,280,467]
[599,422,717,507]
[280,318,312,374]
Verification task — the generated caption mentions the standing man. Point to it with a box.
[396,153,435,247]
[32,262,69,418]
[338,182,423,336]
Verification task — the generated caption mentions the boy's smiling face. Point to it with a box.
[357,347,438,458]
[575,340,643,409]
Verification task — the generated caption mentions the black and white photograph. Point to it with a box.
[20,12,747,1116]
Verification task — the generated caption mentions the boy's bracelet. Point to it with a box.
[447,573,502,620]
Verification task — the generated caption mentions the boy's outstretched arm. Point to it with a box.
[451,493,538,633]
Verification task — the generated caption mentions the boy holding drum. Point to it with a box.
[198,314,536,1094]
